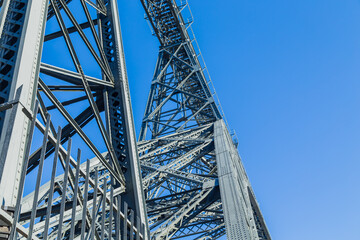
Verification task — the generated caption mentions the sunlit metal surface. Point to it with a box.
[139,0,271,239]
[0,0,148,238]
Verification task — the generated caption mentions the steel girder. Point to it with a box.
[139,0,271,239]
[0,0,148,239]
[214,120,271,240]
[138,123,225,239]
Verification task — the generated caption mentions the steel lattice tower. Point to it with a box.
[0,0,148,239]
[0,0,271,239]
[138,0,271,239]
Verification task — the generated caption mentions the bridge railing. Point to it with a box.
[0,101,148,239]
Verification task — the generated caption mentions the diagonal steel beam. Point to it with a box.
[49,0,125,184]
[57,0,113,81]
[38,78,124,185]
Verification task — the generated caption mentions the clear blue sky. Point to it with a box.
[117,0,360,239]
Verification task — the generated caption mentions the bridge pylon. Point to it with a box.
[0,0,148,239]
[138,1,271,239]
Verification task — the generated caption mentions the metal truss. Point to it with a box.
[0,0,148,239]
[139,0,271,239]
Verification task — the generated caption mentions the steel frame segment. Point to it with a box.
[142,1,221,108]
[140,1,270,239]
[44,19,98,42]
[56,0,114,82]
[18,138,147,239]
[141,162,206,186]
[164,188,222,239]
[26,99,101,173]
[40,62,112,87]
[214,120,271,240]
[44,0,148,235]
[139,2,222,140]
[0,0,49,207]
[141,140,212,186]
[138,123,222,239]
[0,0,28,116]
[148,194,223,238]
[139,50,216,139]
[38,78,123,184]
[151,182,220,239]
[192,223,226,240]
[171,219,224,240]
[139,127,215,174]
[49,0,126,185]
[0,0,149,238]
[32,120,122,209]
[247,187,271,239]
[99,0,148,228]
[27,120,147,239]
[139,111,219,240]
[146,187,201,212]
[0,208,40,240]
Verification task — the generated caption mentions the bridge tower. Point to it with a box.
[139,0,271,239]
[0,0,148,239]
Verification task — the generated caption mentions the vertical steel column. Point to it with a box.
[101,0,148,235]
[0,0,48,207]
[214,119,272,240]
[214,120,257,240]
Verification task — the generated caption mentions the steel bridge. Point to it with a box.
[0,0,271,239]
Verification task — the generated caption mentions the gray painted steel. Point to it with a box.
[215,120,271,240]
[139,0,271,239]
[0,0,149,238]
[0,0,49,207]
[0,0,271,239]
